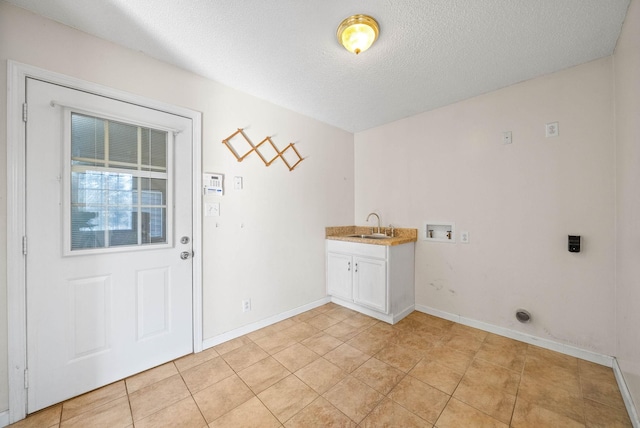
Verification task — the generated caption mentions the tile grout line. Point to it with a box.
[173,361,209,427]
[439,334,480,426]
[217,344,281,427]
[222,330,304,426]
[124,376,134,427]
[289,313,358,424]
[506,343,529,427]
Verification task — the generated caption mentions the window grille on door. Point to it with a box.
[69,113,169,251]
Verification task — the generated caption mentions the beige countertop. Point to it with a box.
[326,226,418,246]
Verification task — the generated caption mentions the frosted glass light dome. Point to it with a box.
[337,15,379,55]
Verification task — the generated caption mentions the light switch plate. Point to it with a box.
[205,202,220,217]
[546,122,559,137]
[234,176,243,190]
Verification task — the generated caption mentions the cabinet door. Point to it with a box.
[353,257,387,313]
[327,252,353,301]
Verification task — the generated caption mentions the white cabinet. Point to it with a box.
[326,240,415,324]
[327,252,353,301]
[353,256,387,312]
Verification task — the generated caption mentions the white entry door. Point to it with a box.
[25,78,194,412]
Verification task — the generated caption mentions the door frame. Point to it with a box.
[6,60,203,423]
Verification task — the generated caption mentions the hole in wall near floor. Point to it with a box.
[516,309,532,323]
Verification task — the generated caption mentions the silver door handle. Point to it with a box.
[180,251,191,260]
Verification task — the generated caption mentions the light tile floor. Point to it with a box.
[11,303,633,427]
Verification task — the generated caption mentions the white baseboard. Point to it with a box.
[203,300,615,368]
[329,297,392,324]
[0,409,9,427]
[328,298,414,325]
[392,304,415,324]
[202,297,330,350]
[415,304,614,367]
[613,358,640,428]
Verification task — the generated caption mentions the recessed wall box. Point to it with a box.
[568,235,581,253]
[423,222,455,242]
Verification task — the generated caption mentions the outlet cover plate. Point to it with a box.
[546,122,559,137]
[234,176,243,190]
[502,131,512,145]
[205,202,220,217]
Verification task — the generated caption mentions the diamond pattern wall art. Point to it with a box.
[222,128,304,171]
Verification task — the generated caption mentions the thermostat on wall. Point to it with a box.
[203,173,224,196]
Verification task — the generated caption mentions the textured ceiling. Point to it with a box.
[6,0,630,132]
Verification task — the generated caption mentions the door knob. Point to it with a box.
[180,251,191,260]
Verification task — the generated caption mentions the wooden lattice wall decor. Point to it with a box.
[222,128,304,171]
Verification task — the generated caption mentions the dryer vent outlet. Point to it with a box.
[516,309,532,323]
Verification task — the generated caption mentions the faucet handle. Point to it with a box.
[388,224,395,237]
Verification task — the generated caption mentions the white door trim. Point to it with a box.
[6,60,203,423]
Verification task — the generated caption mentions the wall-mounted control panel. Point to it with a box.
[568,235,581,253]
[203,173,224,196]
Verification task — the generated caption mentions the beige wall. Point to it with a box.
[615,0,640,410]
[0,1,354,413]
[355,57,616,356]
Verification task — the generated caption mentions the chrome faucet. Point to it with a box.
[366,212,381,234]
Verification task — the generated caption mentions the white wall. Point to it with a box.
[355,58,616,356]
[0,1,354,413]
[200,85,355,338]
[615,0,640,411]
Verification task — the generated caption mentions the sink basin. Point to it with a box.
[346,234,389,239]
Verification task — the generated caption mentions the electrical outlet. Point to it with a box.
[546,122,559,137]
[502,131,512,145]
[242,299,251,313]
[460,231,469,243]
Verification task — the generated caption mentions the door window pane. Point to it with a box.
[71,114,105,166]
[141,128,167,171]
[108,121,138,169]
[70,113,169,251]
[108,208,138,247]
[71,204,104,250]
[139,178,167,243]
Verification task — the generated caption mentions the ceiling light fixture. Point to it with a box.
[337,14,379,55]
